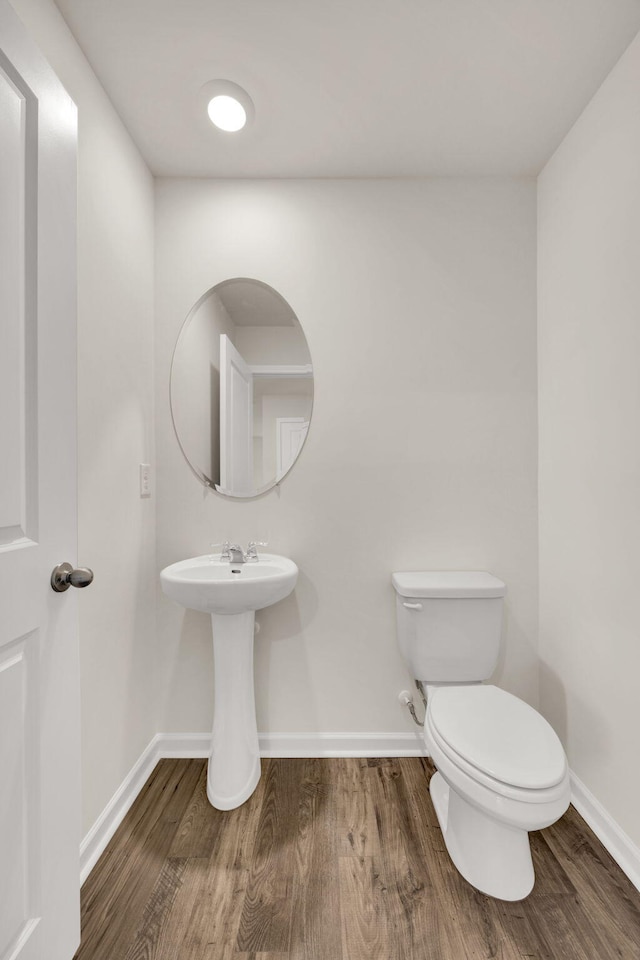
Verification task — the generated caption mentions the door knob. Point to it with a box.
[51,562,94,593]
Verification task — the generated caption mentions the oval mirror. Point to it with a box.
[171,278,313,498]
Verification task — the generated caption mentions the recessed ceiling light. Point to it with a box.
[200,80,254,134]
[207,95,247,132]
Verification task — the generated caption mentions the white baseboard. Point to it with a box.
[79,731,427,883]
[570,770,640,892]
[258,731,427,758]
[157,731,427,758]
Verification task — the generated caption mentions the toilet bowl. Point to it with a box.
[392,571,570,900]
[423,683,570,900]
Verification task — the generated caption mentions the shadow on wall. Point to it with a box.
[539,660,569,746]
[254,569,319,733]
[493,599,539,707]
[169,607,217,725]
[539,659,612,770]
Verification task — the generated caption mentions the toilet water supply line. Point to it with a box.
[399,680,428,727]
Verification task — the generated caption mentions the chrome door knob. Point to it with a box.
[51,562,94,593]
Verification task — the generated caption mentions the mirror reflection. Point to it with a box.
[171,278,313,497]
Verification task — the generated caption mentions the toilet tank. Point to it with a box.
[392,572,506,682]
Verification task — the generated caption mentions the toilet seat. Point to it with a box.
[427,685,567,797]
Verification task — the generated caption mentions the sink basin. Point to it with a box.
[160,551,298,811]
[160,553,298,615]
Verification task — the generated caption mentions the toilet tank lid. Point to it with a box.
[392,571,506,599]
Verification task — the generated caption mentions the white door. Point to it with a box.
[218,334,254,496]
[0,5,80,960]
[276,417,309,481]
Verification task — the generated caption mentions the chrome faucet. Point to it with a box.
[209,540,268,563]
[228,544,246,564]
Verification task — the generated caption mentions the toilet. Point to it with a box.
[392,571,570,901]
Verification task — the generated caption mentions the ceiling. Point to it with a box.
[217,279,296,327]
[54,0,640,178]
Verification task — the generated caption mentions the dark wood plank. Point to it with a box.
[365,758,449,960]
[288,758,342,960]
[338,854,390,959]
[236,759,301,954]
[335,756,381,858]
[123,857,187,960]
[154,864,250,960]
[169,760,223,857]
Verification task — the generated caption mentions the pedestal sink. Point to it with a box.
[160,553,298,809]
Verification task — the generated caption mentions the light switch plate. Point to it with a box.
[139,463,151,498]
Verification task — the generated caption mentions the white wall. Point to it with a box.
[155,178,538,737]
[10,0,157,834]
[538,34,640,847]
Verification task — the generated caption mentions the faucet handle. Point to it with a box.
[210,541,231,560]
[246,540,267,561]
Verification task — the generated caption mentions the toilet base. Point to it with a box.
[430,771,535,901]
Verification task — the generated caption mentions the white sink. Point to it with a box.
[160,551,298,811]
[160,553,298,615]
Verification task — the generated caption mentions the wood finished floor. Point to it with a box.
[74,758,640,960]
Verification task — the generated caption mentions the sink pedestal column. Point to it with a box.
[208,611,261,810]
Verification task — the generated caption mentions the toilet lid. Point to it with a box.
[428,685,567,790]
